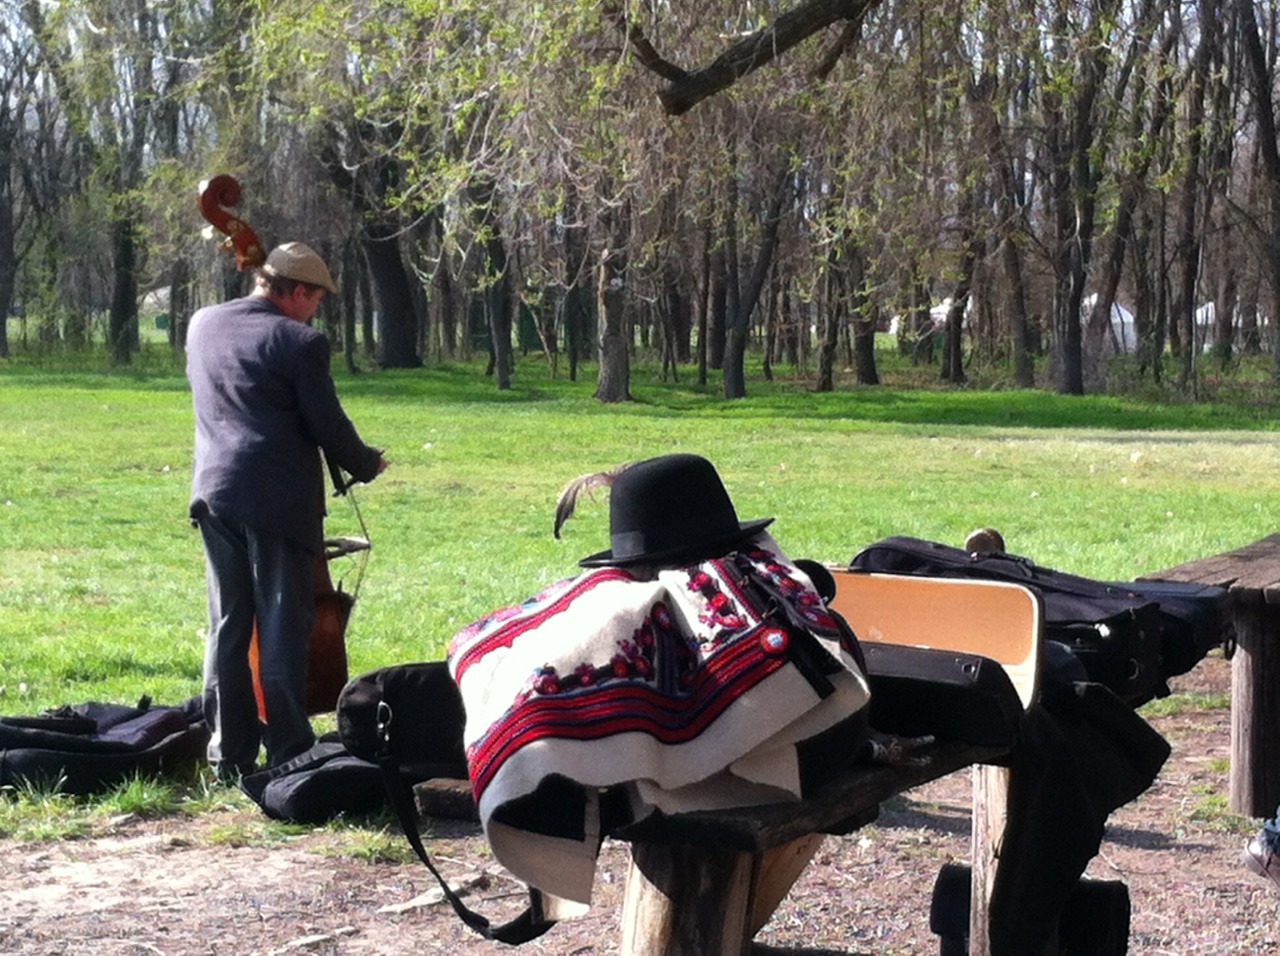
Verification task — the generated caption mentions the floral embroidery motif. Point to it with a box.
[686,565,748,644]
[516,548,837,703]
[526,600,686,698]
[741,547,840,632]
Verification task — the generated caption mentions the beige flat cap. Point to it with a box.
[263,242,338,294]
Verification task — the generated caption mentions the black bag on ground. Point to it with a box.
[239,662,471,824]
[850,536,1226,705]
[0,697,209,795]
[336,661,468,781]
[239,735,388,824]
[338,660,557,945]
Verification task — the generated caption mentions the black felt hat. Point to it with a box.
[579,454,773,568]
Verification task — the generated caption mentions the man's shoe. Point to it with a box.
[1242,836,1280,891]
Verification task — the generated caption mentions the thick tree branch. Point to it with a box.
[601,3,688,83]
[811,14,867,81]
[644,0,881,116]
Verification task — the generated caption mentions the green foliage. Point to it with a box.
[1185,788,1254,835]
[0,780,92,841]
[203,818,311,848]
[313,824,417,864]
[98,773,184,818]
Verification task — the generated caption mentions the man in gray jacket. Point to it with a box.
[187,242,387,779]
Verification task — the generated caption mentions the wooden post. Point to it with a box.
[1230,591,1280,817]
[747,833,826,937]
[1138,532,1280,818]
[969,764,1008,956]
[620,841,756,956]
[619,834,823,955]
[970,764,1062,956]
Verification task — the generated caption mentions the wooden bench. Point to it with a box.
[415,566,1170,954]
[606,570,1044,956]
[1140,533,1280,816]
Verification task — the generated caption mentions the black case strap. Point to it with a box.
[375,701,556,945]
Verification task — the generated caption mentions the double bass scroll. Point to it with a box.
[197,174,266,270]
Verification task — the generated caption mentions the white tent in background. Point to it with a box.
[889,298,955,337]
[1082,294,1137,353]
[1194,303,1219,353]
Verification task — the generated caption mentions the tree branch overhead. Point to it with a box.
[611,0,880,116]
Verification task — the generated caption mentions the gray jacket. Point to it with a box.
[186,294,382,553]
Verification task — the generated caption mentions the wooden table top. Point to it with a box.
[1140,533,1280,602]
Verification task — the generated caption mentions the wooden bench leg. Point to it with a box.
[1230,592,1280,817]
[620,835,823,956]
[969,763,1008,956]
[621,841,755,956]
[969,764,1062,956]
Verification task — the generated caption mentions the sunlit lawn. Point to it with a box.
[2,342,1279,716]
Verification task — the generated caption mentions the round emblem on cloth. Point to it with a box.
[760,627,790,655]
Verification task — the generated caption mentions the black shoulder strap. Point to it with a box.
[375,701,557,945]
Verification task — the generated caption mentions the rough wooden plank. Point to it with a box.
[413,777,478,822]
[969,764,1009,956]
[1144,533,1280,592]
[612,740,1007,854]
[1142,535,1280,813]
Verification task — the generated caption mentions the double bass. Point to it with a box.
[197,174,368,718]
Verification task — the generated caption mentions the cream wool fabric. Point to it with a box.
[448,533,871,906]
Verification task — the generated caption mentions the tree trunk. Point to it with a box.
[564,222,591,383]
[941,187,979,385]
[1235,0,1280,382]
[815,297,839,393]
[486,237,514,390]
[1173,0,1216,391]
[707,244,727,370]
[697,223,712,386]
[108,217,138,365]
[168,257,193,352]
[363,224,421,369]
[595,242,631,402]
[724,167,789,399]
[838,234,878,386]
[0,215,14,357]
[0,111,14,360]
[1211,262,1238,365]
[339,240,361,373]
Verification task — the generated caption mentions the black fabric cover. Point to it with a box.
[240,737,388,823]
[0,699,209,795]
[860,643,1023,748]
[985,680,1169,956]
[850,535,1227,705]
[931,863,1131,956]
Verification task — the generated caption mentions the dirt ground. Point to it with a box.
[3,654,1280,956]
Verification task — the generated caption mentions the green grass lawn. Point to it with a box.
[2,345,1279,717]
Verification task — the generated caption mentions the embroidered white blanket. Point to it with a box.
[447,533,870,905]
